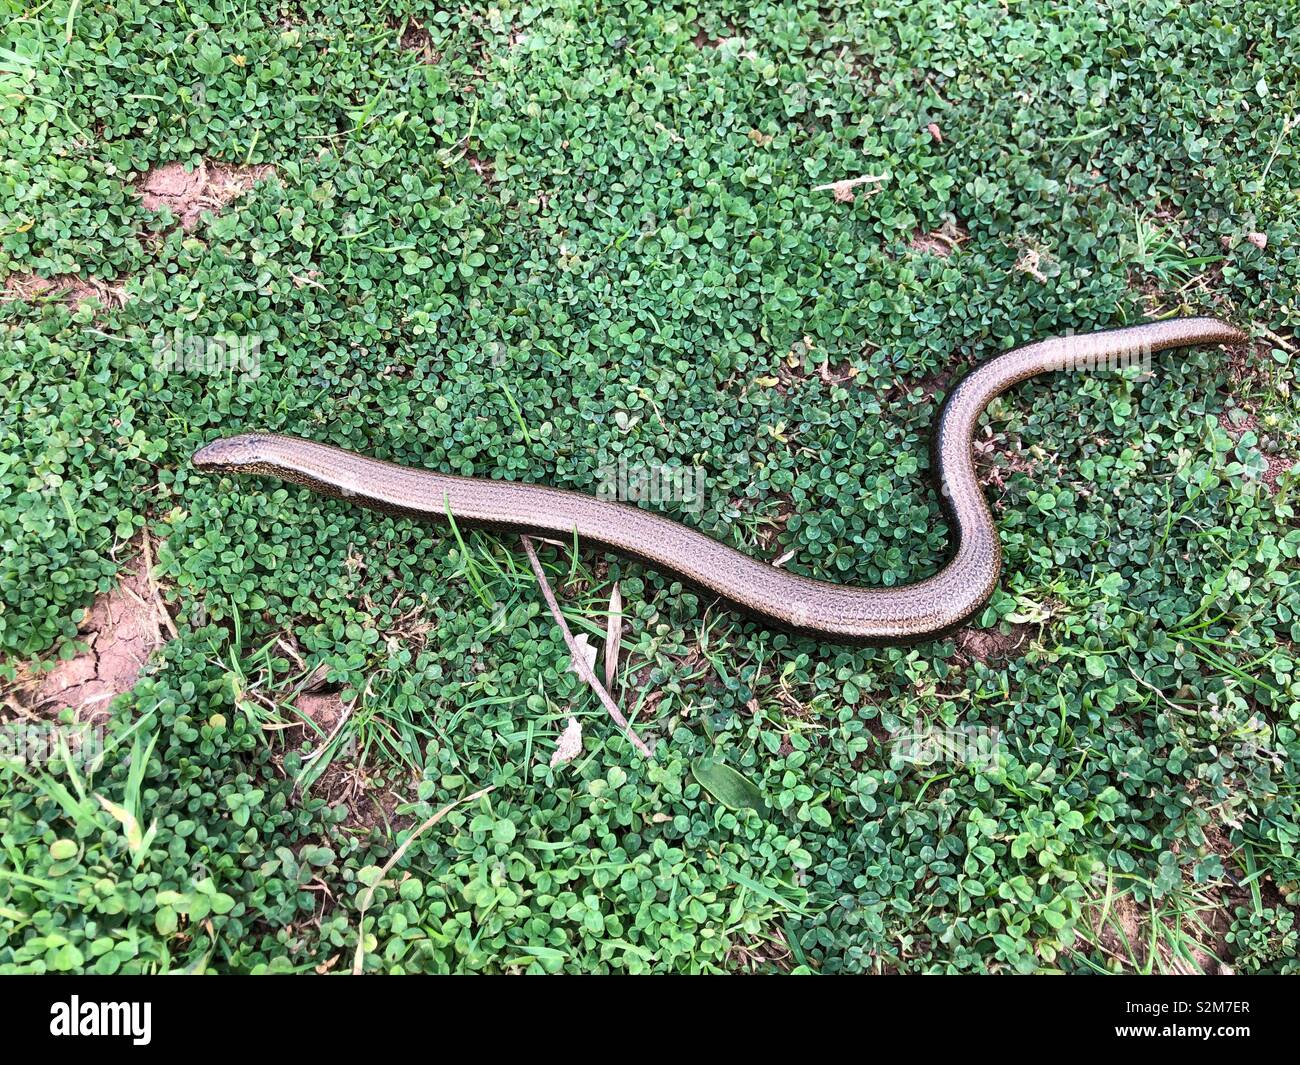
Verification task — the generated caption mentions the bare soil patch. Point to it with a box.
[464,151,495,183]
[1262,453,1293,493]
[396,19,437,61]
[954,623,1032,665]
[909,220,967,257]
[1093,892,1147,967]
[293,691,345,734]
[1217,409,1258,440]
[312,759,418,835]
[136,160,275,230]
[1217,410,1294,494]
[10,566,166,721]
[1,273,129,312]
[889,365,954,406]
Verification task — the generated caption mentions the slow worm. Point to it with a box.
[194,317,1244,642]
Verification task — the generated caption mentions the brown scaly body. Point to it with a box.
[194,317,1244,642]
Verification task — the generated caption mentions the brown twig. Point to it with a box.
[520,536,655,759]
[139,528,179,641]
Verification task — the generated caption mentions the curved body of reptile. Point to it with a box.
[194,317,1243,642]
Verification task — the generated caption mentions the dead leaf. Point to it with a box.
[1016,248,1047,283]
[604,583,623,694]
[568,633,598,677]
[812,173,887,203]
[550,717,583,767]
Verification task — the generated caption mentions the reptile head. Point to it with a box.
[192,434,273,473]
